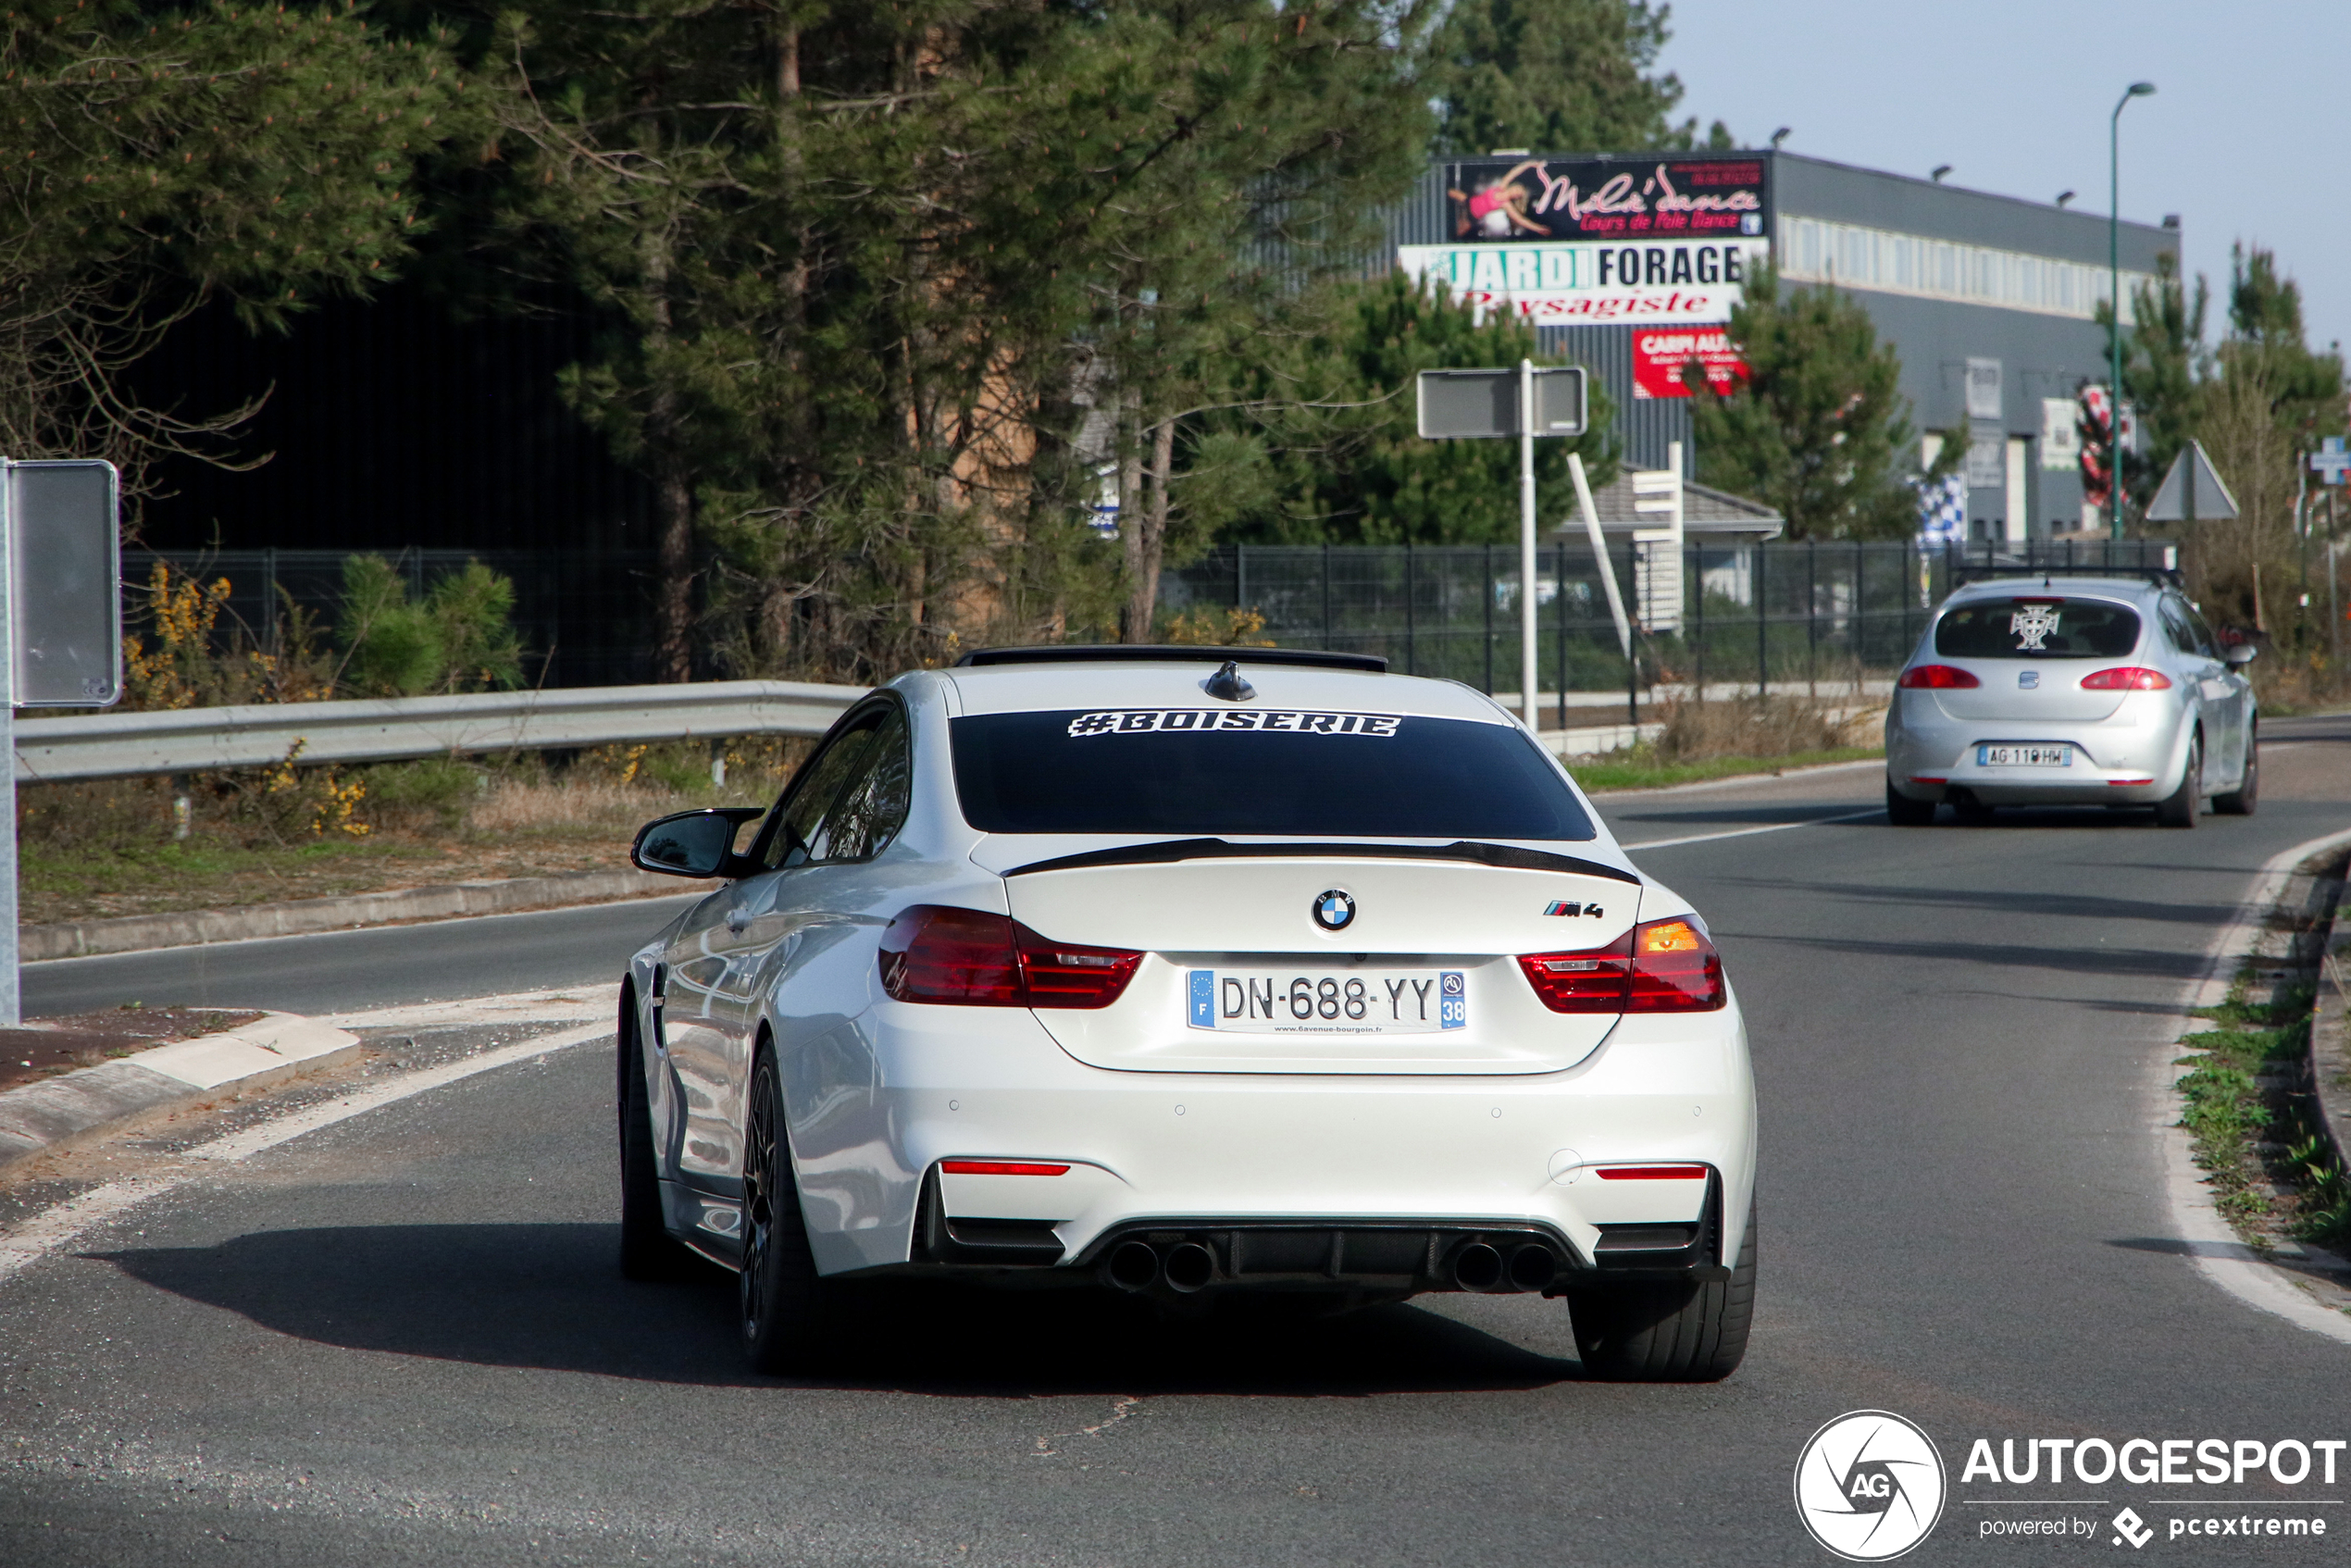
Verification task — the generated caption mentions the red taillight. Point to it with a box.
[1897,664,1981,689]
[1517,936,1632,1013]
[878,905,1139,1009]
[2079,666,2172,691]
[1596,1164,1710,1181]
[1518,917,1726,1015]
[1626,918,1726,1012]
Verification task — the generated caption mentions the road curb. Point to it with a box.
[23,866,714,964]
[2303,869,2351,1200]
[2157,824,2351,1346]
[0,1012,365,1177]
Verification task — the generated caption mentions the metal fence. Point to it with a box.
[121,548,659,691]
[1162,537,2181,703]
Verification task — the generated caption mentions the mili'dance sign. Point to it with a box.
[1397,156,1772,396]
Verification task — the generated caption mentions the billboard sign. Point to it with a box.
[1402,155,1773,323]
[1630,327,1748,399]
[1439,156,1771,243]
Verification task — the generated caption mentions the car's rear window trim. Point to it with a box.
[1001,837,1642,885]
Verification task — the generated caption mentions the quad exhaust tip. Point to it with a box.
[1508,1243,1557,1292]
[1162,1241,1216,1293]
[1452,1242,1504,1291]
[1105,1239,1161,1292]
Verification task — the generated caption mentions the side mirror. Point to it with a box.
[2223,642,2258,667]
[631,807,764,878]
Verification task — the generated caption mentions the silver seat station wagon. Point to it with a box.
[1885,569,2258,828]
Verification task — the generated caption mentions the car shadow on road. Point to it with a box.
[94,1223,1588,1396]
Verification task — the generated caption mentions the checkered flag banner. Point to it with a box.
[1915,471,1966,544]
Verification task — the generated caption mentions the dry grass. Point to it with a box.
[466,777,691,837]
[1649,692,1882,763]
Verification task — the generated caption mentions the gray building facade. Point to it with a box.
[1385,151,2178,541]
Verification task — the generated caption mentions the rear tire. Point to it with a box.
[2213,733,2258,815]
[1567,1200,1756,1383]
[2155,734,2202,828]
[618,1005,693,1282]
[740,1048,837,1375]
[1885,782,1937,827]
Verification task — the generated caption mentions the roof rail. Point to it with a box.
[954,644,1387,673]
[1949,563,2183,590]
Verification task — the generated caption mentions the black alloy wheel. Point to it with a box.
[740,1051,832,1374]
[1885,781,1937,827]
[1567,1200,1757,1383]
[618,1002,693,1281]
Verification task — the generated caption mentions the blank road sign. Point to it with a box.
[7,459,121,707]
[1415,367,1587,440]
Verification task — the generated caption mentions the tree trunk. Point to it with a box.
[642,227,694,683]
[1117,385,1148,641]
[1125,417,1174,642]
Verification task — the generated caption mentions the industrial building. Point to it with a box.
[1386,150,2180,543]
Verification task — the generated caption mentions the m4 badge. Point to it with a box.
[1543,901,1604,917]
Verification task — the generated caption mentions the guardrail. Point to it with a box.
[12,679,868,783]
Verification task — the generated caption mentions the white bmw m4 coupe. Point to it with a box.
[618,646,1757,1381]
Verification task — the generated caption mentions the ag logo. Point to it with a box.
[1793,1410,1947,1562]
[1312,890,1355,931]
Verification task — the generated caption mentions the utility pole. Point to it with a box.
[2108,81,2155,541]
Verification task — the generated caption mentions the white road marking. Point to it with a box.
[326,983,620,1032]
[2157,824,2351,1347]
[0,1018,613,1288]
[1617,808,1884,852]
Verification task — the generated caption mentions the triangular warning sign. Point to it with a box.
[2145,440,2239,522]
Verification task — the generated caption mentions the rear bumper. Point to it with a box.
[783,997,1757,1288]
[1885,702,2186,803]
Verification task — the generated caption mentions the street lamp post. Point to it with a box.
[2108,81,2155,541]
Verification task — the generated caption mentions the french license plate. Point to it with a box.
[1186,969,1466,1034]
[1977,744,2072,767]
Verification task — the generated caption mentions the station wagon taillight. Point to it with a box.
[1897,664,1980,689]
[879,905,1140,1009]
[1517,917,1726,1014]
[2078,666,2171,691]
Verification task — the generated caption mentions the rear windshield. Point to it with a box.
[950,708,1595,840]
[1934,597,2142,659]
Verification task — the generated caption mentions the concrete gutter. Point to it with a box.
[24,866,714,964]
[0,1012,364,1176]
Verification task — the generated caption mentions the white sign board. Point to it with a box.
[6,460,122,706]
[2040,398,2081,472]
[1398,239,1771,324]
[1965,358,2004,421]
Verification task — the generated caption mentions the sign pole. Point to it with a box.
[0,458,17,1028]
[1519,357,1538,727]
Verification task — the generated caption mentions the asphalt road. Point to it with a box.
[4,715,2350,1566]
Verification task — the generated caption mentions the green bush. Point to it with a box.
[365,758,483,830]
[337,555,525,697]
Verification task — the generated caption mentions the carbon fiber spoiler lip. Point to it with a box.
[999,838,1641,885]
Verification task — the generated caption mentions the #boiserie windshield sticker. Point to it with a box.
[1066,709,1404,738]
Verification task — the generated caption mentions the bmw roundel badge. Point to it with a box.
[1312,890,1356,931]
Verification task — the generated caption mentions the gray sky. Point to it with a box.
[1657,0,2347,356]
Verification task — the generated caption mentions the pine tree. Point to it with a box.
[1415,0,1728,156]
[0,2,474,505]
[1686,265,1935,540]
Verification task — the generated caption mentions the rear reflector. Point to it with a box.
[1596,1164,1710,1181]
[939,1161,1069,1176]
[1909,776,1947,785]
[1897,664,1980,690]
[2079,666,2171,691]
[879,905,1140,1008]
[1518,917,1726,1014]
[2108,777,2155,786]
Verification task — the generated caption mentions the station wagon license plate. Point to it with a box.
[1186,969,1466,1034]
[1978,744,2072,767]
